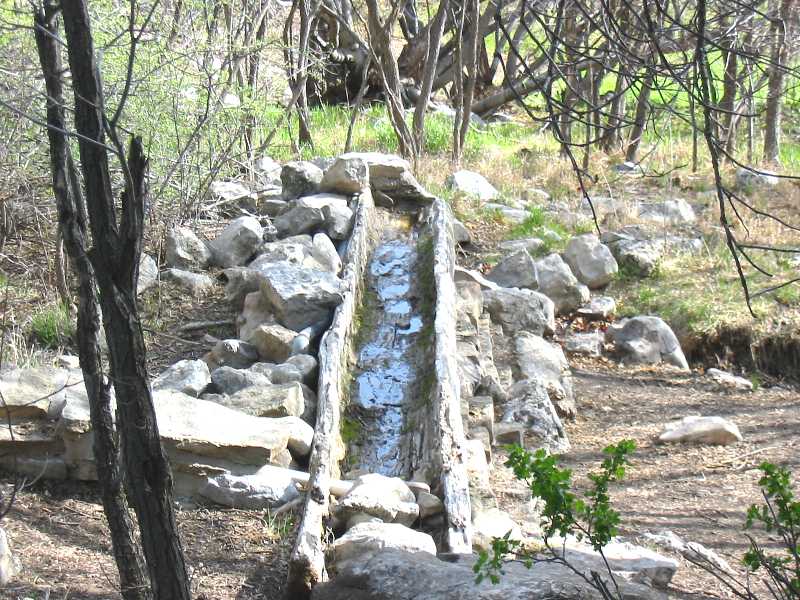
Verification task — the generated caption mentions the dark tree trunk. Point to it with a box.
[33,5,150,599]
[58,1,192,598]
[763,0,794,164]
[626,71,654,162]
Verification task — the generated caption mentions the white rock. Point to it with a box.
[281,161,323,200]
[165,227,211,270]
[207,338,260,369]
[200,466,299,509]
[0,527,18,585]
[334,473,419,527]
[486,249,537,289]
[563,234,618,288]
[210,180,253,202]
[483,287,555,336]
[639,198,696,225]
[248,323,297,363]
[736,167,779,188]
[644,530,733,574]
[152,359,211,397]
[501,379,570,454]
[607,316,689,370]
[576,296,616,320]
[515,332,575,417]
[161,268,215,295]
[311,233,342,273]
[658,416,742,445]
[565,331,604,356]
[707,368,753,391]
[329,522,436,571]
[321,156,369,194]
[137,253,158,295]
[534,253,590,315]
[209,216,263,268]
[259,264,342,332]
[472,508,523,552]
[447,169,499,201]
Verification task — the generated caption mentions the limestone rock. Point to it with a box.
[501,379,570,454]
[248,323,297,363]
[644,530,733,574]
[0,527,18,585]
[238,290,276,341]
[225,381,306,418]
[152,359,211,397]
[565,331,604,356]
[453,220,471,244]
[207,339,260,369]
[608,316,689,370]
[639,198,696,225]
[200,466,299,509]
[606,236,662,276]
[515,332,575,418]
[210,366,272,395]
[563,234,618,288]
[454,267,499,291]
[254,156,282,184]
[0,366,83,419]
[736,167,779,188]
[209,216,263,268]
[328,523,436,572]
[322,202,354,240]
[269,363,303,384]
[534,253,590,315]
[658,416,742,445]
[576,296,616,320]
[482,287,555,336]
[498,237,545,255]
[485,249,537,289]
[210,180,253,203]
[707,368,753,391]
[137,253,158,295]
[259,264,342,332]
[281,161,323,200]
[161,268,214,295]
[223,267,263,306]
[286,354,318,386]
[472,508,523,553]
[312,232,342,274]
[165,227,211,270]
[416,491,444,519]
[337,152,435,204]
[334,473,419,527]
[446,169,498,201]
[321,156,369,194]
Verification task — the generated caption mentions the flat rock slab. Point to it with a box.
[259,264,343,332]
[328,523,436,572]
[200,465,300,509]
[0,366,83,419]
[658,415,743,445]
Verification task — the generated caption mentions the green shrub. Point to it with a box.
[30,303,74,349]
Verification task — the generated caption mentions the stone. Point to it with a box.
[161,268,214,295]
[482,287,555,336]
[337,152,435,204]
[612,161,643,174]
[658,416,742,445]
[0,527,18,585]
[238,290,275,341]
[334,473,419,527]
[576,296,616,320]
[563,234,618,288]
[224,381,306,418]
[321,156,369,194]
[137,253,158,295]
[311,233,342,273]
[565,331,604,356]
[152,359,211,397]
[313,548,659,600]
[446,169,499,201]
[416,491,443,519]
[223,267,263,306]
[644,530,733,574]
[200,466,299,509]
[248,323,297,363]
[152,390,291,466]
[534,253,590,315]
[515,332,575,418]
[286,354,318,386]
[209,181,253,203]
[736,167,779,188]
[498,237,544,255]
[274,416,315,456]
[607,316,689,370]
[274,193,349,238]
[210,365,272,395]
[329,522,436,572]
[501,379,570,454]
[207,339,260,369]
[270,363,303,384]
[255,156,282,184]
[639,198,696,225]
[707,368,753,391]
[472,508,523,553]
[322,202,355,240]
[483,204,529,224]
[252,236,315,268]
[258,264,342,332]
[0,366,83,419]
[209,216,263,268]
[281,160,323,200]
[485,249,537,289]
[607,236,662,276]
[454,267,499,291]
[165,227,211,270]
[453,220,471,244]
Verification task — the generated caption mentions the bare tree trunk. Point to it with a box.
[763,0,794,164]
[58,1,192,598]
[625,71,653,162]
[33,4,150,599]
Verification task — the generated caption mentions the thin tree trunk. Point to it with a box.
[763,0,793,164]
[33,4,150,599]
[626,71,653,162]
[59,1,192,598]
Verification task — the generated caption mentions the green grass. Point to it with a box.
[506,206,593,255]
[30,303,74,349]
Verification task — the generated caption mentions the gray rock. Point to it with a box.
[502,379,570,453]
[453,220,471,244]
[248,323,297,363]
[223,267,263,306]
[259,264,342,332]
[485,249,537,289]
[270,363,303,384]
[238,290,276,341]
[454,267,499,291]
[209,216,263,268]
[482,287,555,336]
[576,296,616,320]
[515,332,575,418]
[0,366,83,419]
[322,202,355,240]
[607,316,688,370]
[165,227,211,270]
[200,466,299,509]
[321,156,369,194]
[607,236,663,276]
[446,169,498,201]
[225,381,306,418]
[210,366,272,395]
[337,152,435,204]
[658,416,742,445]
[563,234,618,288]
[483,204,529,224]
[565,331,604,356]
[207,339,260,369]
[152,359,211,397]
[254,156,282,185]
[416,491,443,519]
[707,368,753,391]
[644,530,733,574]
[328,523,436,572]
[286,354,318,386]
[161,268,215,295]
[281,161,323,200]
[312,233,342,273]
[736,167,779,188]
[639,198,696,225]
[274,193,349,238]
[498,237,544,255]
[334,473,420,527]
[612,161,643,174]
[0,527,18,585]
[534,253,590,315]
[472,508,523,553]
[210,180,254,203]
[137,253,158,295]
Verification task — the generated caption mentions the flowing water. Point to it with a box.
[347,212,426,478]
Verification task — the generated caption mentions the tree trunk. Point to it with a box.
[33,5,151,599]
[763,0,794,164]
[58,1,192,598]
[625,71,654,162]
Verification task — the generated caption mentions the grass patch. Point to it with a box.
[30,303,74,349]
